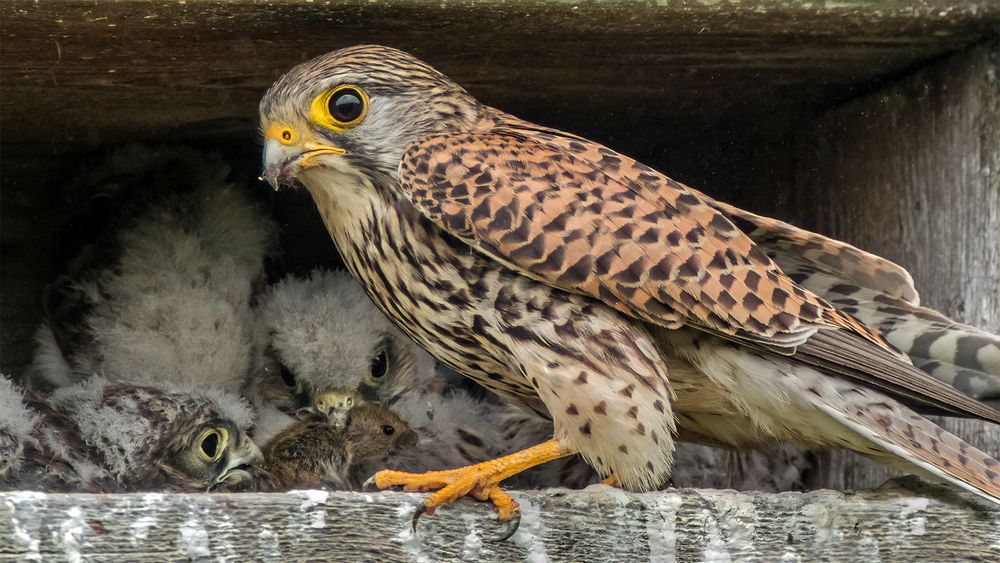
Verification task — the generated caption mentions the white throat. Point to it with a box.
[298,160,384,246]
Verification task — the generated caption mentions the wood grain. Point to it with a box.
[793,39,1000,492]
[1,0,997,155]
[2,484,998,561]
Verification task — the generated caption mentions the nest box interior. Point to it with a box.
[2,0,999,471]
[1,2,999,559]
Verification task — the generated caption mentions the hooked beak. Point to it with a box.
[313,389,360,418]
[311,389,362,428]
[261,122,346,190]
[217,434,265,486]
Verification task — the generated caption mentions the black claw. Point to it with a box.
[487,513,521,543]
[411,504,428,533]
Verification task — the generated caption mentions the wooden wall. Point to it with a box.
[793,39,1000,491]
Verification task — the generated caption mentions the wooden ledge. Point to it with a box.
[2,484,998,561]
[3,0,997,150]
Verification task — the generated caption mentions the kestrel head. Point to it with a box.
[260,45,482,190]
[49,378,264,490]
[256,270,438,421]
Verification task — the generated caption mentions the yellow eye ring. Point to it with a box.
[195,427,229,463]
[310,84,369,131]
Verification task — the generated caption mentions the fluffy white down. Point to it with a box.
[259,269,412,394]
[89,182,273,393]
[258,270,578,484]
[90,281,256,393]
[28,325,73,388]
[391,382,549,468]
[47,377,256,481]
[0,376,40,451]
[48,378,153,480]
[31,155,276,398]
[200,388,256,431]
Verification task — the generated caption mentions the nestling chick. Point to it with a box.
[30,145,276,399]
[0,377,40,480]
[253,269,434,427]
[256,270,595,487]
[0,375,264,492]
[263,402,417,490]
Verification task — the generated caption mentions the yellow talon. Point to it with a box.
[369,440,572,538]
[600,474,622,488]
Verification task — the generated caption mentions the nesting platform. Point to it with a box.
[2,485,1000,561]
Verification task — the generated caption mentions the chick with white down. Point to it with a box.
[1,374,262,492]
[256,269,596,487]
[29,145,277,402]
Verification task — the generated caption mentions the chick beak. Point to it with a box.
[261,122,346,190]
[218,434,265,486]
[313,389,361,427]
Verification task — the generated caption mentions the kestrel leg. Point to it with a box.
[370,439,572,539]
[370,298,677,535]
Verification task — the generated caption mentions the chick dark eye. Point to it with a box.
[195,427,228,463]
[279,364,296,387]
[201,432,219,459]
[382,425,395,436]
[329,87,365,123]
[370,350,388,379]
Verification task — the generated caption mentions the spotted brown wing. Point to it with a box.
[702,198,921,305]
[401,130,848,348]
[399,129,1000,424]
[703,200,1000,402]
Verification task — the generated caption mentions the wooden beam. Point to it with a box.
[1,1,997,154]
[2,484,999,561]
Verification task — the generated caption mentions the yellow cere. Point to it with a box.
[266,122,298,146]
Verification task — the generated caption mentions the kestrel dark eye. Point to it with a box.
[329,87,365,123]
[370,350,388,379]
[279,364,296,387]
[382,425,395,436]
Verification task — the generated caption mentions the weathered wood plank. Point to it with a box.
[792,39,1000,491]
[2,485,998,562]
[1,0,997,508]
[1,0,997,154]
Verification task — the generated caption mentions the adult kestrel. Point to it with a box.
[260,45,1000,533]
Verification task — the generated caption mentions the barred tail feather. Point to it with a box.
[778,259,1000,401]
[853,306,1000,401]
[811,387,1000,506]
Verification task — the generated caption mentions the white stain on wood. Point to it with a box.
[0,488,996,560]
[57,505,85,563]
[510,494,550,563]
